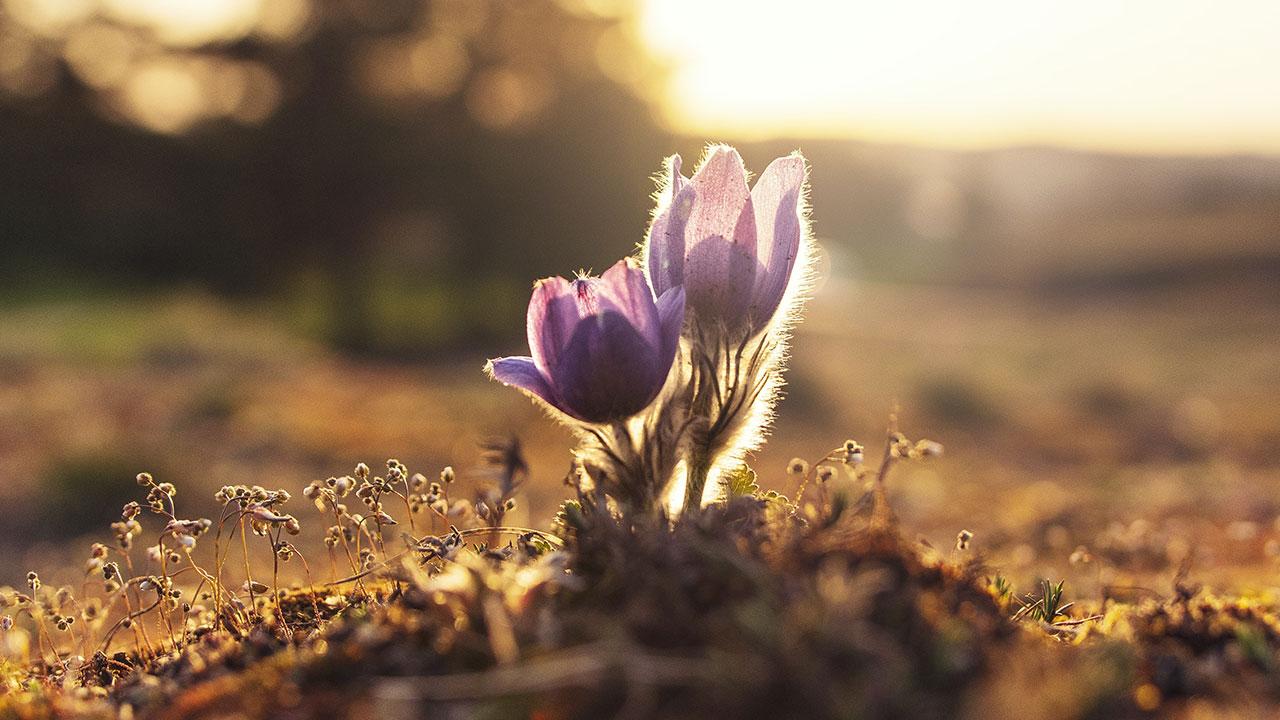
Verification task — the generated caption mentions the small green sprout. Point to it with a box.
[1015,579,1074,623]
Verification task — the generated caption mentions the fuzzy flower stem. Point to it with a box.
[604,421,651,510]
[682,453,712,514]
[581,416,683,515]
[679,326,776,513]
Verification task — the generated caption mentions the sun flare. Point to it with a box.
[639,0,1280,154]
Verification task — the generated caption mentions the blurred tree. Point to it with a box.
[0,0,671,352]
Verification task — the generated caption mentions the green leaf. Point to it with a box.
[552,499,588,538]
[724,465,760,498]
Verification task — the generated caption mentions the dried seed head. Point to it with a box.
[26,572,39,590]
[816,466,836,484]
[956,529,973,551]
[136,472,153,486]
[916,440,944,458]
[787,458,809,475]
[842,440,864,465]
[334,476,353,496]
[441,466,455,484]
[354,463,370,480]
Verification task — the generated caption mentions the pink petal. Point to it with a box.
[749,153,805,331]
[486,356,561,410]
[594,258,660,346]
[687,146,755,260]
[683,234,757,327]
[526,276,581,377]
[647,155,691,297]
[655,285,685,369]
[551,313,664,422]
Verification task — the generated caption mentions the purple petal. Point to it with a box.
[687,146,755,260]
[655,285,685,370]
[594,258,660,346]
[683,234,757,329]
[749,153,805,331]
[669,155,688,198]
[486,356,564,412]
[527,276,582,377]
[551,312,664,422]
[647,155,691,297]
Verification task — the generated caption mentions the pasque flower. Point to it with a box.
[647,146,806,337]
[487,258,685,424]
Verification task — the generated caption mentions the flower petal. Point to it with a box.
[683,233,757,329]
[687,146,755,260]
[647,155,692,297]
[749,153,805,331]
[655,285,685,370]
[486,356,563,412]
[552,312,664,422]
[594,258,660,347]
[526,275,581,377]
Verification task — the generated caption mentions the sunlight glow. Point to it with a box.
[640,0,1280,154]
[101,0,260,47]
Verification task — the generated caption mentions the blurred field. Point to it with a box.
[783,272,1280,595]
[2,272,1276,604]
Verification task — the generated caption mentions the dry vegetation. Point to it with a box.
[1,275,1278,718]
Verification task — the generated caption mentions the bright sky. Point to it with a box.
[639,0,1280,155]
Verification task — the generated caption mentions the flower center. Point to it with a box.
[572,277,599,315]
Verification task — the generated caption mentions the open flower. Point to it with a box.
[487,258,685,424]
[646,146,806,337]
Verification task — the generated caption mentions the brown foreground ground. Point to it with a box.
[0,275,1278,717]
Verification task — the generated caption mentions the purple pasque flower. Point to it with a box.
[487,258,685,424]
[647,146,805,337]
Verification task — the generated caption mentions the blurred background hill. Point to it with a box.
[0,0,1277,593]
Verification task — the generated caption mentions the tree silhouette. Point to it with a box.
[0,0,671,351]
